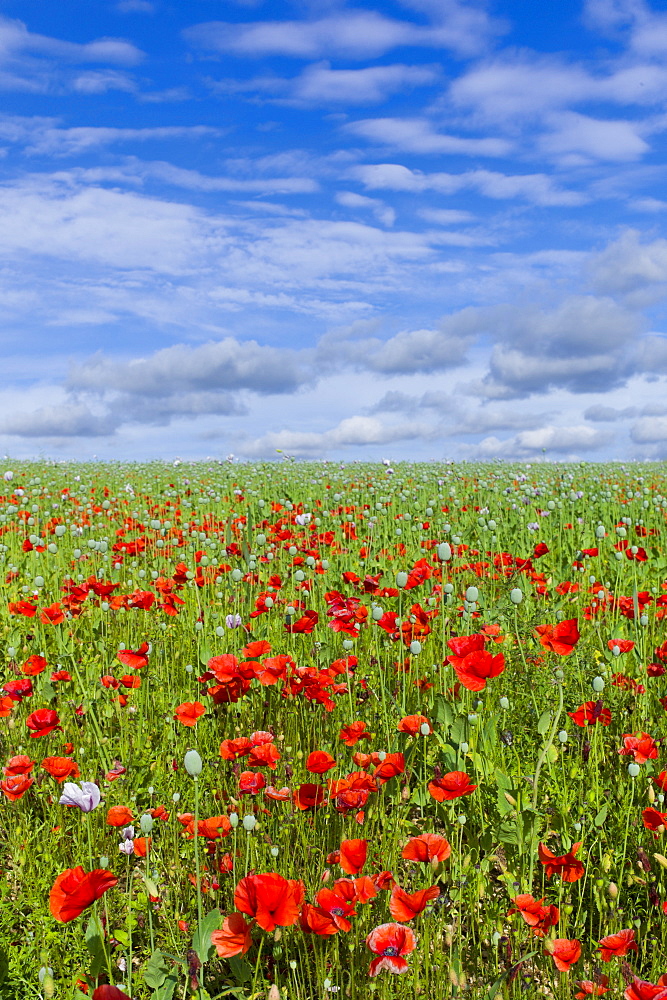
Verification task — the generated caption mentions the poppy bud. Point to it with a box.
[592,676,604,692]
[608,882,618,899]
[653,853,667,869]
[396,572,408,588]
[437,543,452,562]
[628,763,640,777]
[649,784,656,805]
[184,750,202,777]
[465,586,479,603]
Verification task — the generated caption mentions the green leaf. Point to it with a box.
[494,768,512,790]
[537,709,551,737]
[227,955,252,985]
[113,929,130,948]
[84,914,106,978]
[498,819,520,846]
[594,803,608,827]
[192,907,222,964]
[144,948,169,990]
[434,696,454,729]
[153,973,179,1000]
[0,948,8,986]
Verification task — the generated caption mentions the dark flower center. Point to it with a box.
[382,946,399,956]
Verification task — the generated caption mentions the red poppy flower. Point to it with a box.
[401,834,451,864]
[242,639,272,658]
[293,783,325,810]
[41,757,80,783]
[655,771,667,792]
[642,807,667,831]
[535,619,580,655]
[397,714,432,735]
[547,937,581,971]
[3,678,33,701]
[285,609,319,634]
[620,733,659,764]
[339,839,367,875]
[427,771,477,801]
[0,773,34,800]
[389,884,439,922]
[339,721,372,746]
[315,885,358,932]
[220,737,253,760]
[608,639,635,653]
[132,836,151,857]
[116,642,150,669]
[49,866,118,922]
[248,743,281,769]
[575,977,609,998]
[92,986,132,1000]
[598,928,638,961]
[211,913,253,957]
[366,922,417,976]
[624,978,667,1000]
[299,903,339,936]
[264,785,291,801]
[21,655,47,676]
[306,751,337,774]
[9,600,37,617]
[538,842,585,882]
[51,670,72,683]
[40,603,66,625]
[234,873,303,932]
[106,806,134,827]
[373,752,405,784]
[448,648,505,692]
[25,709,62,739]
[174,702,206,727]
[568,702,612,727]
[238,771,266,795]
[3,755,35,776]
[508,894,559,936]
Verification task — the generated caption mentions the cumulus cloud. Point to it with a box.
[0,14,143,94]
[345,118,511,157]
[290,63,439,105]
[630,415,667,441]
[184,7,499,61]
[240,415,437,457]
[351,163,586,206]
[589,230,667,298]
[69,337,310,397]
[584,403,638,420]
[473,424,611,459]
[0,404,118,438]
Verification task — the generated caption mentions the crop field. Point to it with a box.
[1,460,667,1000]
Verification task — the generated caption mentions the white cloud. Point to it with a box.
[630,415,667,441]
[240,415,436,457]
[335,191,395,227]
[345,117,512,157]
[539,112,649,163]
[290,63,438,105]
[185,9,498,61]
[24,125,220,156]
[589,230,667,296]
[351,162,586,206]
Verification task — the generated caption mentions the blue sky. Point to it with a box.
[1,0,667,462]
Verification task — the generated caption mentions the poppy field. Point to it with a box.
[2,460,667,1000]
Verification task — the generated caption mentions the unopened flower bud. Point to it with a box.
[184,750,202,776]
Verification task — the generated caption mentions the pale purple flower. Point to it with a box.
[295,513,311,526]
[121,826,135,841]
[526,522,540,532]
[226,613,242,629]
[59,781,101,812]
